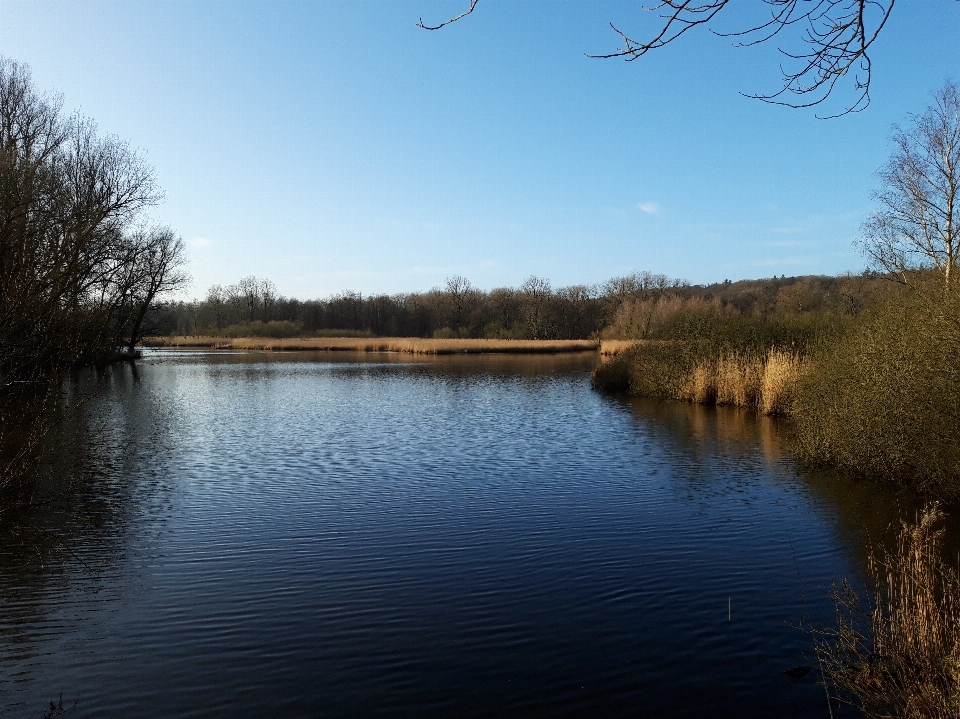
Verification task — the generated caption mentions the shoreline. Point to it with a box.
[144,336,608,355]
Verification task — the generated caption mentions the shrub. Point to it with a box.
[590,354,632,392]
[794,285,960,495]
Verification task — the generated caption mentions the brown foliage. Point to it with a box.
[817,506,960,718]
[145,336,598,355]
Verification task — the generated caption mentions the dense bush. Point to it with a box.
[794,284,960,496]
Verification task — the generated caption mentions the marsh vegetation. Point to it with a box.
[144,336,597,354]
[593,274,960,496]
[817,505,960,718]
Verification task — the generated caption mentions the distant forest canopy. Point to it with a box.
[153,271,890,342]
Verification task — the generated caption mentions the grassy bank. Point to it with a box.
[593,276,960,498]
[144,336,599,354]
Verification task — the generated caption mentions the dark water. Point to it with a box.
[0,350,923,718]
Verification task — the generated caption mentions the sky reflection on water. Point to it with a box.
[0,350,922,718]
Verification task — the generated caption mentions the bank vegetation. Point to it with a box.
[595,82,960,501]
[592,272,960,496]
[0,58,186,499]
[145,336,597,354]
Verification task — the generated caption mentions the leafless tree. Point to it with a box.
[487,287,521,336]
[418,0,905,115]
[123,226,189,352]
[520,275,552,339]
[206,284,226,330]
[860,81,960,290]
[0,56,163,384]
[445,275,474,331]
[0,56,185,494]
[557,284,595,339]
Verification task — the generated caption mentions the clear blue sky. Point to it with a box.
[2,1,960,298]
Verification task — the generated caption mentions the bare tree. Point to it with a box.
[556,284,595,339]
[258,277,278,321]
[206,284,226,330]
[860,81,960,290]
[418,0,904,115]
[0,56,163,382]
[520,275,552,339]
[124,226,189,353]
[445,275,474,331]
[0,57,182,493]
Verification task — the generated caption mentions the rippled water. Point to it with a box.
[0,350,918,717]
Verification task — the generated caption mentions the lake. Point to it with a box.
[0,350,914,717]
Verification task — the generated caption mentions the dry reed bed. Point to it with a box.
[144,336,599,355]
[816,505,960,718]
[599,340,642,356]
[593,344,810,415]
[598,339,679,355]
[677,349,808,415]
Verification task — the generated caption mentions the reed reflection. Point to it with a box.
[615,394,936,591]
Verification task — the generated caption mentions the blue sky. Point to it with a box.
[2,1,960,298]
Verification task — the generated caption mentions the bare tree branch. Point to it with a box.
[417,0,478,31]
[417,0,910,116]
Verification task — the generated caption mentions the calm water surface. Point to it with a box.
[0,350,920,717]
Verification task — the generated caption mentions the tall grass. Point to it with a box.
[716,353,762,407]
[679,361,717,405]
[760,350,805,415]
[145,336,598,355]
[817,505,960,718]
[596,344,809,416]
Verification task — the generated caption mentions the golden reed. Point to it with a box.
[817,506,960,718]
[144,336,598,355]
[676,349,807,416]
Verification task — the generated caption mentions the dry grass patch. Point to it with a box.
[678,362,716,404]
[673,350,806,414]
[144,336,598,355]
[716,353,763,408]
[817,505,960,718]
[599,340,642,356]
[760,349,806,416]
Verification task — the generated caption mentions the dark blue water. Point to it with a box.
[0,350,909,717]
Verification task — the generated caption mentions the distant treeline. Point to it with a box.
[156,273,684,340]
[154,272,885,342]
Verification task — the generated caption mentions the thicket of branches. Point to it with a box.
[418,0,901,115]
[0,57,186,392]
[0,57,186,495]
